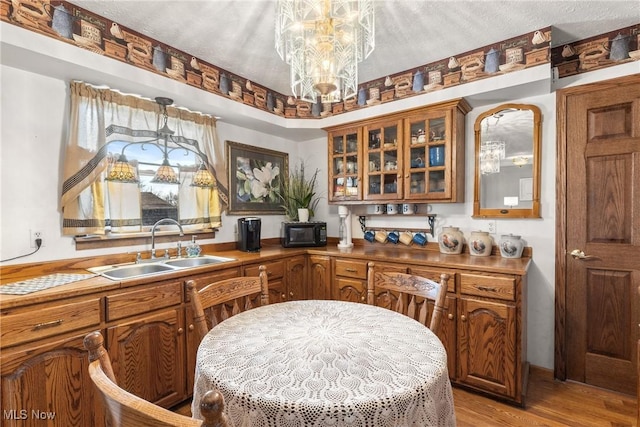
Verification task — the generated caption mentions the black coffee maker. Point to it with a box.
[237,217,261,252]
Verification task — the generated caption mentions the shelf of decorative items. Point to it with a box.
[358,214,437,237]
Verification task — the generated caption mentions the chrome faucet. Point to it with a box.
[150,218,184,259]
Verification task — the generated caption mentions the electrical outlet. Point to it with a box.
[30,229,45,248]
[487,220,497,234]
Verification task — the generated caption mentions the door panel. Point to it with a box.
[561,74,640,395]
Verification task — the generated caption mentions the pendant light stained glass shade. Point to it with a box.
[106,154,139,183]
[191,164,215,188]
[151,158,180,184]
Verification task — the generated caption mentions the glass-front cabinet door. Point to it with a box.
[328,126,361,202]
[404,109,453,200]
[363,118,403,200]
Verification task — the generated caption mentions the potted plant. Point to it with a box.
[277,160,320,222]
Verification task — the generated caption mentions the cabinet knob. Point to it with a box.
[188,324,194,331]
[289,291,294,297]
[448,313,454,320]
[177,328,184,335]
[461,315,467,322]
[281,294,286,299]
[361,296,365,301]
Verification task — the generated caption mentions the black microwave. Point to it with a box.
[281,222,327,248]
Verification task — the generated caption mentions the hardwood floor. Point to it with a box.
[454,367,636,426]
[174,366,638,426]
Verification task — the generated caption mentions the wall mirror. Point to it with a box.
[473,103,541,218]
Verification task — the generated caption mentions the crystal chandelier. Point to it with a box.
[480,140,505,175]
[275,0,375,103]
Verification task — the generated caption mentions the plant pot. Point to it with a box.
[297,208,309,222]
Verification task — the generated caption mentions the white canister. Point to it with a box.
[499,234,524,258]
[438,226,463,254]
[468,231,492,257]
[386,204,398,215]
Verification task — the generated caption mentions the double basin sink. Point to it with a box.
[88,255,236,281]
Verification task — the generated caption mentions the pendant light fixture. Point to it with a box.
[275,0,375,103]
[105,97,215,188]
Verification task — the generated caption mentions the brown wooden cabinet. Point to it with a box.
[327,125,362,202]
[0,295,103,427]
[105,280,186,408]
[308,255,331,299]
[1,332,105,427]
[107,308,186,408]
[341,256,527,406]
[332,258,368,303]
[325,98,470,204]
[285,255,307,301]
[456,272,525,404]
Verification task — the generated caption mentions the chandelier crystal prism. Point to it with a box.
[275,0,375,103]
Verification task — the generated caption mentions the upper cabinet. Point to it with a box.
[326,98,470,204]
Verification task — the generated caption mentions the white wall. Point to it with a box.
[0,64,309,262]
[1,35,637,371]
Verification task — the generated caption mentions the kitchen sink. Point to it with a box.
[89,255,236,280]
[163,255,236,268]
[96,263,178,280]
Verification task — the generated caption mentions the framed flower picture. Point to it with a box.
[226,140,288,214]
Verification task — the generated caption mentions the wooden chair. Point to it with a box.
[187,265,269,342]
[367,262,449,334]
[84,331,229,427]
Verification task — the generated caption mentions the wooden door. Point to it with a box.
[107,308,186,408]
[556,74,640,394]
[458,297,517,399]
[308,255,331,299]
[1,333,105,427]
[286,255,307,300]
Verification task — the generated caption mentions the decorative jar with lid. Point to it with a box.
[438,226,463,254]
[499,234,524,258]
[469,231,492,257]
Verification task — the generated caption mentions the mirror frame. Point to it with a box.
[473,103,542,219]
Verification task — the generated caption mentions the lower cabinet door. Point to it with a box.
[458,297,517,399]
[334,277,367,303]
[1,332,105,427]
[107,308,186,409]
[308,255,331,300]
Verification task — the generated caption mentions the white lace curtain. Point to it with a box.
[61,81,228,235]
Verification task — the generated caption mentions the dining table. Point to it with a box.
[192,299,456,427]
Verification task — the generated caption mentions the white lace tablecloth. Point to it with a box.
[193,300,455,427]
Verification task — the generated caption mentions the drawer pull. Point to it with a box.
[461,315,467,322]
[477,286,497,292]
[448,313,454,320]
[33,319,63,330]
[345,268,357,273]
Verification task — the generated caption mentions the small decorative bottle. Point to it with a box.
[499,234,524,258]
[438,226,464,255]
[186,236,202,257]
[469,231,492,257]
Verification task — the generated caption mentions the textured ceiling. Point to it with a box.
[71,0,639,97]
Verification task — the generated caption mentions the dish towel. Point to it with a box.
[0,273,96,295]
